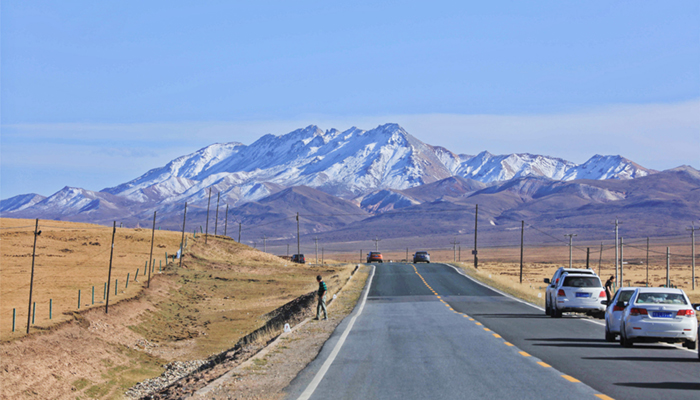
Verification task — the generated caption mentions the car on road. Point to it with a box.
[604,288,637,342]
[367,252,383,263]
[291,254,305,264]
[619,287,698,349]
[413,251,430,263]
[550,273,606,318]
[544,268,597,316]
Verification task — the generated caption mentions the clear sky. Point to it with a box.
[2,1,699,199]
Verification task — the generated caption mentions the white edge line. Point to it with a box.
[296,265,376,400]
[445,263,698,354]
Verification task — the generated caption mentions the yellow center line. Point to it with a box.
[504,342,514,346]
[492,333,501,338]
[469,318,474,321]
[519,351,531,357]
[536,361,551,368]
[463,315,469,318]
[483,328,491,332]
[561,375,580,383]
[594,395,615,400]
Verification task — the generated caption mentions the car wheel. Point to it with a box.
[620,325,633,348]
[551,306,562,318]
[604,324,615,342]
[685,338,697,350]
[545,299,551,316]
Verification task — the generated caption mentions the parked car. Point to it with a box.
[604,288,637,342]
[619,287,697,349]
[291,254,305,264]
[544,268,596,316]
[367,252,383,263]
[413,251,430,263]
[550,273,606,318]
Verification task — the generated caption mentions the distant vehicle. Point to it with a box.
[550,273,606,318]
[544,268,596,316]
[413,251,430,263]
[604,288,637,342]
[619,287,697,349]
[291,254,305,264]
[367,252,383,263]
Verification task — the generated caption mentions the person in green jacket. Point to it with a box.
[315,275,328,320]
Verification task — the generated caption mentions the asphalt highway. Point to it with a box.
[285,263,699,400]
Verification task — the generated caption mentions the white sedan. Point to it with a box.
[604,288,637,342]
[619,288,698,349]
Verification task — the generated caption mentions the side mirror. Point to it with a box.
[544,278,550,284]
[693,303,700,311]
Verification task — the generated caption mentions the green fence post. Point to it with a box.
[92,286,95,305]
[135,268,139,281]
[49,299,53,319]
[152,259,155,273]
[32,302,36,323]
[103,282,107,300]
[115,279,118,295]
[126,273,130,289]
[12,308,16,332]
[78,290,81,309]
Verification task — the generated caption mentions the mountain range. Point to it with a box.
[2,123,696,246]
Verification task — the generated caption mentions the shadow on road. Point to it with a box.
[526,338,607,343]
[583,356,698,363]
[615,382,700,390]
[471,313,550,319]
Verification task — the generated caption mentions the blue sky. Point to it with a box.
[2,1,699,199]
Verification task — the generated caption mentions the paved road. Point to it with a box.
[285,263,699,400]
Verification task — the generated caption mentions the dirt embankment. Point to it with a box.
[0,232,356,400]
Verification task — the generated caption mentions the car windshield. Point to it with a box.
[562,276,601,288]
[636,292,687,305]
[416,252,427,255]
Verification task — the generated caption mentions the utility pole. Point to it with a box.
[450,238,460,262]
[666,247,671,287]
[26,219,40,333]
[205,188,212,244]
[296,212,300,256]
[105,221,116,314]
[613,219,620,285]
[473,204,479,269]
[620,237,624,287]
[564,233,577,268]
[214,192,220,236]
[238,222,242,243]
[519,220,524,284]
[314,237,319,265]
[688,224,697,290]
[598,242,603,275]
[223,205,229,237]
[262,235,268,253]
[372,237,381,252]
[646,237,649,287]
[148,211,156,288]
[586,248,590,269]
[179,202,187,269]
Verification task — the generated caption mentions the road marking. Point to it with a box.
[469,318,474,321]
[504,342,514,346]
[296,266,376,400]
[561,375,580,383]
[519,351,530,357]
[436,296,441,299]
[492,333,501,338]
[483,328,491,332]
[537,361,551,368]
[475,322,482,326]
[594,395,614,400]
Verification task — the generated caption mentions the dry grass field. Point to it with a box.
[0,218,356,399]
[0,218,186,341]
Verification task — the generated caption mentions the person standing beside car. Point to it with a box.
[315,275,328,320]
[604,275,615,302]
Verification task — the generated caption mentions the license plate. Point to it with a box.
[575,293,591,298]
[652,312,673,318]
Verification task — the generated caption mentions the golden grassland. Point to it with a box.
[1,218,356,399]
[0,218,186,341]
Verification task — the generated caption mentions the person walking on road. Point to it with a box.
[604,275,615,302]
[315,275,328,320]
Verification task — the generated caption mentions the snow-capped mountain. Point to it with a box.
[0,193,46,212]
[100,123,653,208]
